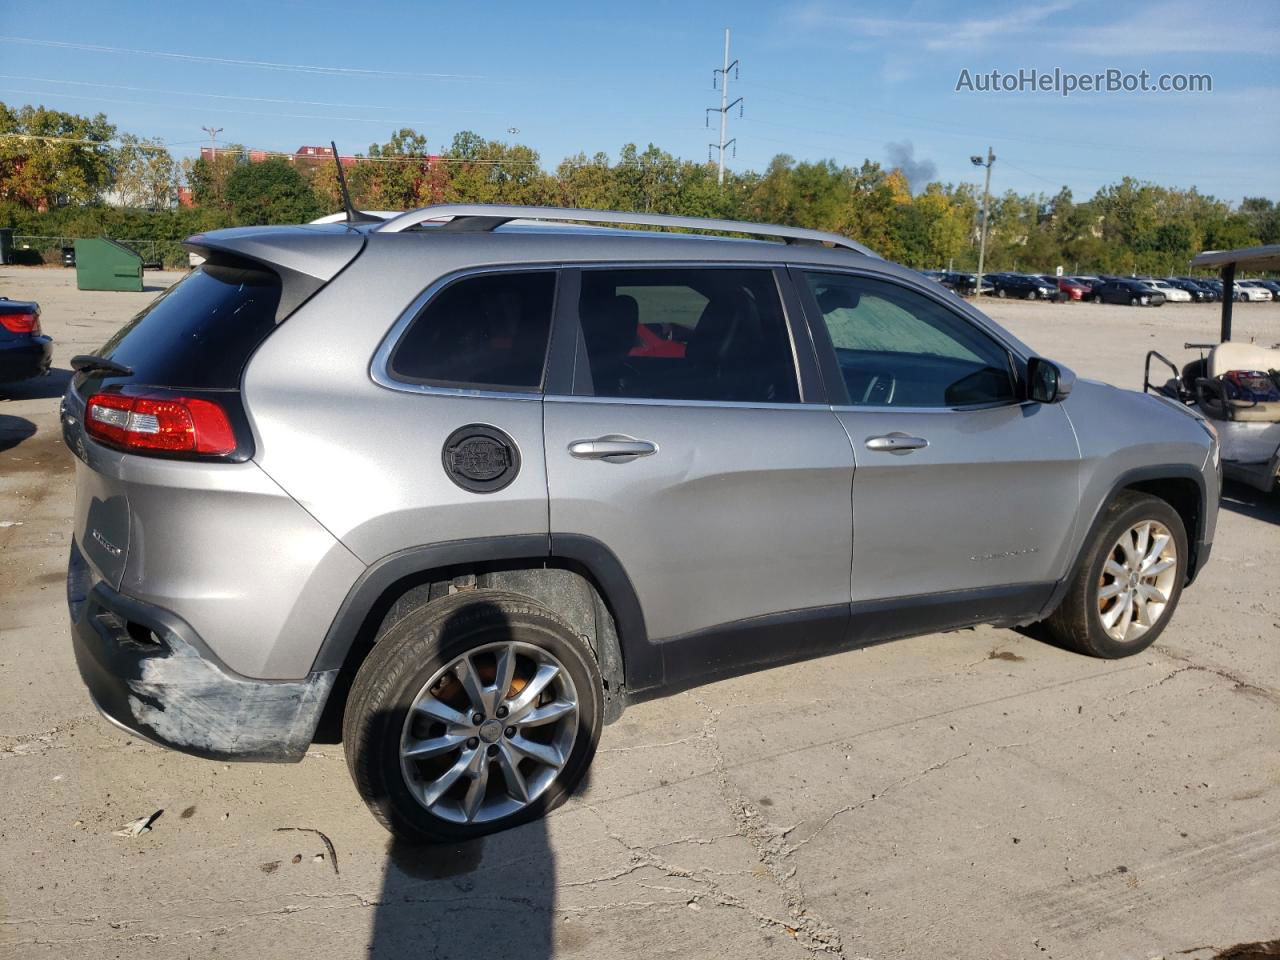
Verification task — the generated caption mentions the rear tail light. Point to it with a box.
[85,392,238,457]
[0,311,40,334]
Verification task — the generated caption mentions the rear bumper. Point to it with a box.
[0,336,52,382]
[67,541,334,762]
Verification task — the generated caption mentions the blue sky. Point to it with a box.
[1,0,1275,202]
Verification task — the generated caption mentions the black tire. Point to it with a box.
[343,590,603,843]
[996,288,1007,298]
[1130,295,1140,306]
[1043,492,1188,658]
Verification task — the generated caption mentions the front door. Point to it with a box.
[543,265,855,692]
[795,268,1081,617]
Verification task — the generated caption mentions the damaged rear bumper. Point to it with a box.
[67,542,334,762]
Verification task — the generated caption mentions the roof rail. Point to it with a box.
[372,204,876,255]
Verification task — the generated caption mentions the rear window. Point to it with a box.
[97,263,282,389]
[388,271,556,391]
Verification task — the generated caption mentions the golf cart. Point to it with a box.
[1143,244,1280,493]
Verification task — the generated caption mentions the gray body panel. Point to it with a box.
[836,401,1081,602]
[543,397,854,641]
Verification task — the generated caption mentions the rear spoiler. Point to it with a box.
[184,225,367,321]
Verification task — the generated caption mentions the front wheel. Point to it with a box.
[343,590,603,842]
[1043,492,1187,658]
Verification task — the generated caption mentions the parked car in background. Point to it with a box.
[1243,279,1280,301]
[938,271,993,296]
[1164,278,1215,302]
[1068,276,1105,298]
[0,297,52,384]
[1094,279,1166,306]
[1142,279,1192,303]
[985,273,1059,300]
[1037,275,1087,301]
[1236,281,1274,302]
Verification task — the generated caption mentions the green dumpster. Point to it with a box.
[74,238,143,292]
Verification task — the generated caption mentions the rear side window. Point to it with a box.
[388,271,556,391]
[576,268,799,404]
[99,263,281,389]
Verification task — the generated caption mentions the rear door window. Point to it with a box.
[388,271,556,391]
[97,263,282,388]
[575,268,799,404]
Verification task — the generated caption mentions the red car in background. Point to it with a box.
[1038,275,1088,301]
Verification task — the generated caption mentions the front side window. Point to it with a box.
[805,271,1016,408]
[576,268,799,404]
[388,271,556,391]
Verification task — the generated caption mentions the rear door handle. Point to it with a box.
[865,433,928,453]
[568,437,658,461]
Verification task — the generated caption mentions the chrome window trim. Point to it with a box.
[369,264,563,401]
[372,260,815,407]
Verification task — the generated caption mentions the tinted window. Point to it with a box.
[805,272,1016,408]
[576,268,798,403]
[389,271,555,390]
[98,263,281,389]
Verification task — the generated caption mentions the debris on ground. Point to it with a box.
[274,826,339,875]
[0,520,23,528]
[112,810,163,838]
[260,861,280,874]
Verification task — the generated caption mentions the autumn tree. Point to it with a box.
[0,102,115,209]
[112,134,178,209]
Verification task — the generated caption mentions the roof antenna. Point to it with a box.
[331,141,380,224]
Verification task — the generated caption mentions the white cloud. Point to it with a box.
[1062,0,1280,55]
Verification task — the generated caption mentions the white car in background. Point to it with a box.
[1145,279,1191,302]
[1236,281,1275,302]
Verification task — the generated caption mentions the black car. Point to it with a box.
[984,273,1060,300]
[1093,279,1165,307]
[936,271,993,295]
[1164,278,1215,302]
[0,298,52,383]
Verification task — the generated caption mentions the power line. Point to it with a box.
[0,35,490,81]
[705,28,742,185]
[0,74,405,111]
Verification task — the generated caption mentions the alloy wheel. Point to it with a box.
[400,641,579,824]
[1096,520,1178,643]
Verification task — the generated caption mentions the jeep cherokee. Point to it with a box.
[63,205,1220,842]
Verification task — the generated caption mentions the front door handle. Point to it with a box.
[865,433,928,453]
[568,436,658,461]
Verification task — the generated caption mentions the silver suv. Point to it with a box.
[64,205,1220,842]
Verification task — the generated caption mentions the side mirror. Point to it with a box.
[1027,357,1074,403]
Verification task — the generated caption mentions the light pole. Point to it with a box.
[970,147,995,298]
[202,126,223,157]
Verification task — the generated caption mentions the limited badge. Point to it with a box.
[442,425,521,493]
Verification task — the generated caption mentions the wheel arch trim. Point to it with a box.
[310,533,649,698]
[1039,463,1208,619]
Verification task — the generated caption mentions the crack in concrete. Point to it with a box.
[694,697,851,959]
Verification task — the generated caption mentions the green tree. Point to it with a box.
[185,144,247,209]
[112,134,177,209]
[0,102,116,208]
[223,157,323,225]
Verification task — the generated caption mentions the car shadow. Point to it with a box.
[0,414,37,452]
[373,824,556,959]
[1220,480,1280,524]
[1,367,73,401]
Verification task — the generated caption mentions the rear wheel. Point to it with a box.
[996,288,1007,298]
[1044,492,1187,658]
[343,590,603,842]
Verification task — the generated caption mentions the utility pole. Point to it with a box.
[202,126,223,158]
[706,28,742,185]
[970,147,995,297]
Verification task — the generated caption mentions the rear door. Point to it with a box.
[795,268,1080,615]
[542,265,855,692]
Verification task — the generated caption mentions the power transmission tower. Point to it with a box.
[706,28,742,185]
